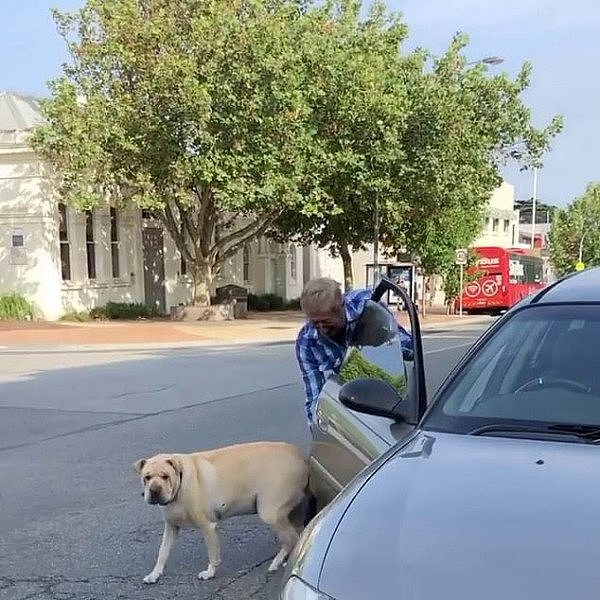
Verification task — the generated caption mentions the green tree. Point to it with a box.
[549,183,600,276]
[438,249,482,314]
[32,0,321,306]
[383,34,563,280]
[272,0,420,291]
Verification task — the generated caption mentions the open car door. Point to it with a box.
[308,277,427,508]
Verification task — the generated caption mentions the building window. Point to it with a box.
[492,218,499,232]
[503,219,510,233]
[485,217,490,229]
[110,207,120,278]
[290,245,297,282]
[181,255,187,276]
[58,203,71,281]
[85,210,96,279]
[243,244,250,282]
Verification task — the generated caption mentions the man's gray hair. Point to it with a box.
[300,277,343,314]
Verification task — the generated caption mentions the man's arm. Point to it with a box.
[295,337,325,423]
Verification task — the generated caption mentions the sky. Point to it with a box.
[1,0,598,207]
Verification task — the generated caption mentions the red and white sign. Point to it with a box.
[482,280,499,297]
[466,282,481,297]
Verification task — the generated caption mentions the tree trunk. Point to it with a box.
[192,260,213,307]
[339,241,354,292]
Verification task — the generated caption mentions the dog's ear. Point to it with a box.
[133,458,147,474]
[166,455,182,476]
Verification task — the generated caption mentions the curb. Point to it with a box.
[0,338,295,354]
[0,317,495,354]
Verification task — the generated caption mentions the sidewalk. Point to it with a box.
[0,307,492,349]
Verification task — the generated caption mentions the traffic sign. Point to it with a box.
[575,261,585,272]
[455,248,468,265]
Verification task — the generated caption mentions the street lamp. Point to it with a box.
[579,230,587,264]
[530,167,538,250]
[466,56,505,67]
[373,199,380,286]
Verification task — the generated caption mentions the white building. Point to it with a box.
[1,92,530,320]
[0,92,343,320]
[472,181,521,248]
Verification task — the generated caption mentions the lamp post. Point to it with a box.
[530,167,538,250]
[579,230,587,264]
[373,199,380,286]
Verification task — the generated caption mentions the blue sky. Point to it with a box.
[1,0,598,206]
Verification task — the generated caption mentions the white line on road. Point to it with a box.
[423,334,478,339]
[425,343,473,354]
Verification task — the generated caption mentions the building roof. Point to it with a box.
[0,92,44,133]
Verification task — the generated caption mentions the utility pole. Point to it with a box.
[530,167,538,250]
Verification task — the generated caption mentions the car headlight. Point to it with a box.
[281,576,334,600]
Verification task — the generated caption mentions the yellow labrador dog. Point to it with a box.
[134,441,310,584]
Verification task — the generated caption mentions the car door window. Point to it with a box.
[340,300,409,397]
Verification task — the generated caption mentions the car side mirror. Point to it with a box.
[339,377,414,422]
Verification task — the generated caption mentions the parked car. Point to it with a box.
[282,267,600,600]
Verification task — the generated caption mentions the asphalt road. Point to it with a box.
[0,323,489,600]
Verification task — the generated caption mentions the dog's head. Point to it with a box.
[134,454,183,506]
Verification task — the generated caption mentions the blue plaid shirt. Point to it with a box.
[295,288,413,423]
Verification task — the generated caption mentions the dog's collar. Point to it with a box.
[161,470,183,507]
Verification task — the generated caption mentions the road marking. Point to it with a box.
[423,334,478,339]
[425,343,473,355]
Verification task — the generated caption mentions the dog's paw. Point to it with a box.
[143,572,161,584]
[198,565,216,581]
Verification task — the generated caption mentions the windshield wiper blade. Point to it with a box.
[546,424,600,440]
[468,424,549,436]
[468,423,600,442]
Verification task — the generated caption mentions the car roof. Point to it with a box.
[529,266,600,304]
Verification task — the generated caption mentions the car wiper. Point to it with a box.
[546,424,600,441]
[468,424,550,436]
[468,423,600,442]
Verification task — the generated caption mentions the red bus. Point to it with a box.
[456,246,546,315]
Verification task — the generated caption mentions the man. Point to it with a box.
[295,277,413,424]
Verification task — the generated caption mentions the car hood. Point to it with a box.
[319,431,600,600]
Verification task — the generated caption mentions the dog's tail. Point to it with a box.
[289,479,318,530]
[304,489,318,527]
[301,478,318,527]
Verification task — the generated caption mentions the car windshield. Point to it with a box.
[422,304,600,434]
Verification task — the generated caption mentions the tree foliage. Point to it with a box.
[439,249,482,311]
[32,0,321,305]
[382,34,562,278]
[32,0,563,306]
[274,18,563,287]
[549,183,600,277]
[271,0,419,290]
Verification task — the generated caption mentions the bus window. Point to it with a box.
[509,258,525,284]
[510,255,543,284]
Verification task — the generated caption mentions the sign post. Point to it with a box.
[455,248,468,317]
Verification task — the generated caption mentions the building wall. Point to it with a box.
[0,150,63,319]
[473,181,520,248]
[60,205,145,314]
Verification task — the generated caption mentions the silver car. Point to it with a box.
[282,267,600,600]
